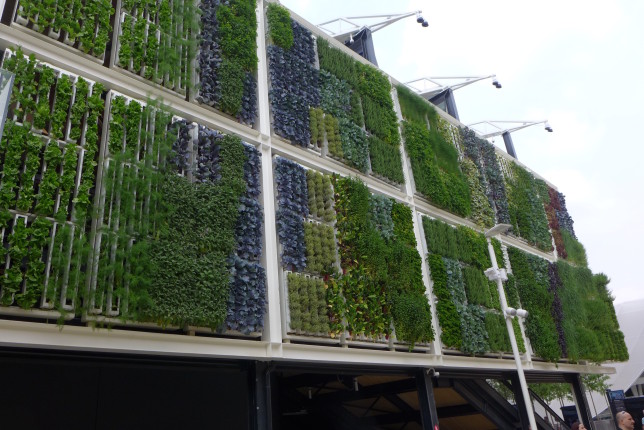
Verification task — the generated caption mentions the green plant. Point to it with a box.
[267,3,293,50]
[288,273,329,333]
[118,15,134,68]
[34,66,55,132]
[391,292,434,349]
[303,222,336,276]
[556,262,628,362]
[362,94,399,146]
[396,84,435,126]
[391,202,416,248]
[325,114,343,159]
[338,118,369,172]
[56,144,78,220]
[51,74,73,141]
[16,133,43,212]
[427,254,462,348]
[217,0,258,71]
[368,135,404,184]
[561,230,587,267]
[309,108,325,147]
[485,312,510,352]
[403,121,471,217]
[507,247,561,362]
[331,176,431,345]
[462,158,495,228]
[505,162,553,251]
[69,77,89,142]
[306,170,335,222]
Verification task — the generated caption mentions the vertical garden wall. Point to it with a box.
[422,217,524,355]
[0,1,628,364]
[197,0,258,125]
[507,246,627,362]
[89,94,266,333]
[266,4,404,185]
[0,50,104,310]
[13,0,114,61]
[273,157,433,348]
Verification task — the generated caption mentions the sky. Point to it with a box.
[279,0,644,304]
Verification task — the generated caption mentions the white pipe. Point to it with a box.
[487,237,538,430]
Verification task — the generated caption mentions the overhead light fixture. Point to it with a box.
[545,122,553,132]
[416,14,424,23]
[348,34,354,45]
[492,78,502,89]
[422,20,429,27]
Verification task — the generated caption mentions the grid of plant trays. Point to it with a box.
[276,157,419,350]
[114,0,198,95]
[274,157,342,344]
[11,0,114,63]
[0,50,105,317]
[86,91,266,338]
[87,91,171,319]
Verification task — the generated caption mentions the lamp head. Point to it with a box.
[422,20,429,27]
[492,79,502,89]
[545,122,553,132]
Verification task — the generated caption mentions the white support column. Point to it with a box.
[256,0,271,138]
[487,235,537,430]
[390,81,442,355]
[256,0,282,345]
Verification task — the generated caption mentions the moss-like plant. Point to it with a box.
[267,3,294,50]
[368,135,404,184]
[505,163,553,251]
[403,121,470,217]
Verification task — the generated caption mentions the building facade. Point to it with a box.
[0,1,627,429]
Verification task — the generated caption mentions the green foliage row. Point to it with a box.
[507,247,561,362]
[403,121,470,217]
[396,84,436,126]
[330,176,433,346]
[287,273,329,333]
[325,114,343,159]
[309,107,325,148]
[0,52,104,311]
[214,0,258,117]
[338,118,369,173]
[118,0,199,91]
[485,312,511,352]
[369,194,395,240]
[316,38,399,146]
[134,134,247,328]
[424,215,519,354]
[505,163,553,251]
[422,217,494,270]
[266,3,293,50]
[368,135,405,184]
[561,230,588,267]
[303,222,336,276]
[306,170,335,222]
[361,94,400,147]
[556,262,628,362]
[17,0,113,58]
[218,0,258,72]
[462,158,495,228]
[319,70,352,119]
[427,254,462,349]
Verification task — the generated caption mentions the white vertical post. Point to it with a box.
[256,0,282,345]
[486,235,537,430]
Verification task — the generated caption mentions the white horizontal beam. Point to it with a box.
[0,320,615,375]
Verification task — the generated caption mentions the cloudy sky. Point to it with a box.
[279,0,644,304]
